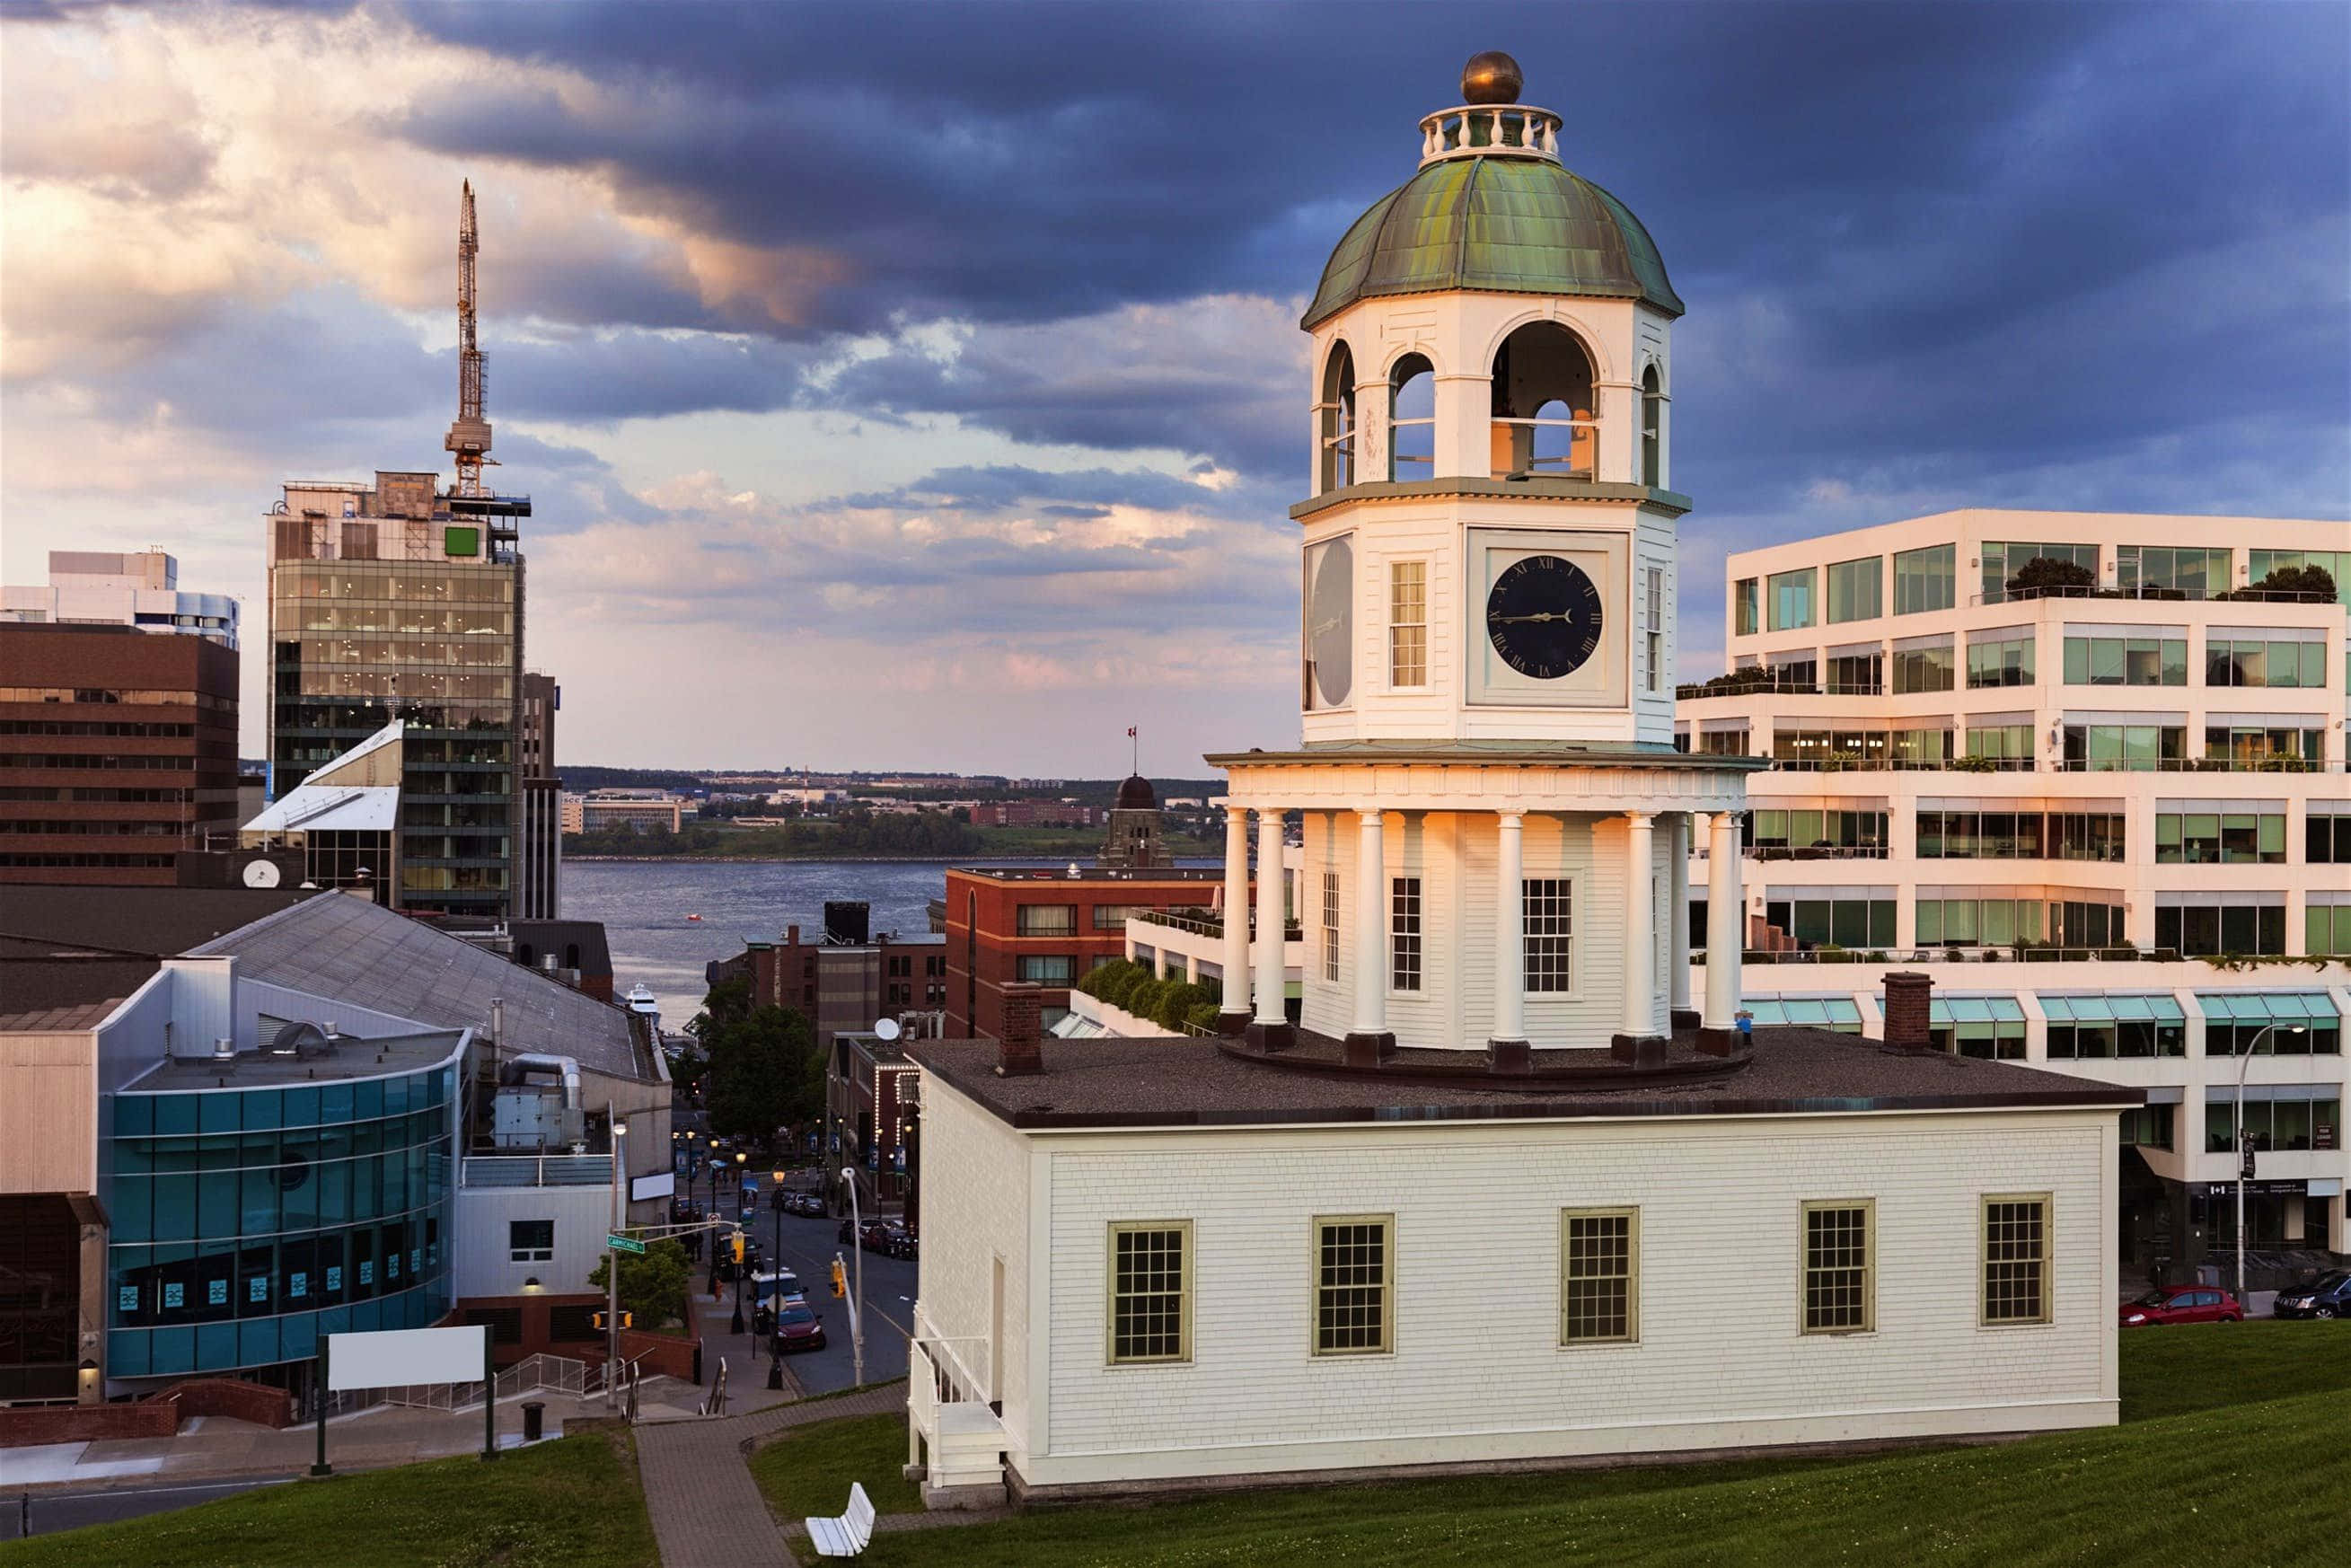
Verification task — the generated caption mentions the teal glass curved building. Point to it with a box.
[103,1031,463,1383]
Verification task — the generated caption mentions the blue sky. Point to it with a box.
[3,0,2345,773]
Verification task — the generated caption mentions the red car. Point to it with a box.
[771,1300,827,1352]
[2118,1286,2243,1326]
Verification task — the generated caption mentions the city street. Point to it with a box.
[2,1479,283,1541]
[699,1206,918,1396]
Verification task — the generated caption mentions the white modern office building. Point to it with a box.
[1677,509,2350,1262]
[2,549,240,648]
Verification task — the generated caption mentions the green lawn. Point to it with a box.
[749,1410,925,1520]
[774,1322,2351,1567]
[7,1431,656,1568]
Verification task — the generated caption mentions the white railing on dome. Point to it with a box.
[1421,103,1563,163]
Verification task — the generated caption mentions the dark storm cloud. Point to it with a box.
[367,0,2347,512]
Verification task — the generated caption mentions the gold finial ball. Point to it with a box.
[1461,50,1523,105]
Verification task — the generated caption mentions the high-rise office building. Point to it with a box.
[265,472,530,916]
[516,671,561,919]
[3,550,239,647]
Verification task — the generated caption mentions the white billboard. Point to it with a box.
[327,1325,488,1391]
[630,1170,676,1202]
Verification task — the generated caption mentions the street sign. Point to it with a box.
[607,1234,647,1255]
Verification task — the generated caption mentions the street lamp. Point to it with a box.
[2233,1020,2304,1303]
[841,1165,865,1387]
[768,1166,788,1391]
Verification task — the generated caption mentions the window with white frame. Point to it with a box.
[1313,1215,1393,1355]
[1980,1194,2050,1326]
[1320,870,1340,982]
[509,1220,554,1263]
[1389,560,1428,687]
[1107,1221,1191,1363]
[1523,877,1572,992]
[1644,566,1664,692]
[1389,877,1422,991]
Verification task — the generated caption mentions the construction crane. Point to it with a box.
[444,180,494,498]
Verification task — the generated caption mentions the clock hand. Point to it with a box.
[1489,613,1576,623]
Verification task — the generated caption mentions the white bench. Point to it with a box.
[806,1481,876,1557]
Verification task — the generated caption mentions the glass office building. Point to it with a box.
[102,1039,463,1384]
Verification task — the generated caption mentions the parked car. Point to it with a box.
[2118,1286,2243,1326]
[2273,1271,2351,1319]
[786,1192,827,1217]
[771,1300,827,1352]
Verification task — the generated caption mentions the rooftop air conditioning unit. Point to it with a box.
[210,1037,236,1065]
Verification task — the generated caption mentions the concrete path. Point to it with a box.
[635,1382,907,1568]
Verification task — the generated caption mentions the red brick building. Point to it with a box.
[0,625,240,885]
[735,922,949,1047]
[942,865,1235,1039]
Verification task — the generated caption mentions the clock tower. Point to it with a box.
[1210,53,1765,1068]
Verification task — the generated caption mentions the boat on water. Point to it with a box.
[686,912,703,921]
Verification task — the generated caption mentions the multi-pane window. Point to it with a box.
[2248,547,2351,607]
[2196,993,2340,1055]
[508,1220,553,1263]
[1389,877,1422,991]
[1388,560,1428,688]
[1962,723,2036,769]
[1644,567,1665,693]
[2119,1104,2176,1150]
[1016,954,1077,983]
[2153,807,2285,865]
[1313,1216,1392,1355]
[2061,631,2188,686]
[2155,897,2286,957]
[1748,808,1888,859]
[1320,871,1340,982]
[1966,629,2036,687]
[2309,894,2351,957]
[2041,994,2187,1058]
[1824,649,1882,695]
[1892,543,1955,614]
[2061,722,2186,771]
[1825,556,1882,623]
[1916,896,2056,948]
[1733,577,1760,637]
[2203,721,2323,771]
[1016,903,1077,936]
[2208,1095,2342,1154]
[1560,1208,1639,1344]
[1981,1196,2050,1326]
[1930,996,2028,1059]
[1763,894,1896,950]
[2118,544,2230,600]
[1915,808,2124,862]
[1985,541,2098,602]
[1767,568,1816,631]
[2206,634,2329,689]
[2305,806,2351,864]
[1801,1201,1873,1334]
[1890,639,1955,693]
[1523,878,1573,992]
[1107,1222,1190,1364]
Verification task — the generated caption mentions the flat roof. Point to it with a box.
[909,1028,2141,1132]
[126,1029,466,1089]
[949,865,1226,883]
[1211,740,1765,771]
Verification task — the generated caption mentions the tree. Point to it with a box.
[2246,563,2338,603]
[587,1238,691,1331]
[702,1000,820,1149]
[2004,555,2095,598]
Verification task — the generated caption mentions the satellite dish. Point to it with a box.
[873,1017,903,1043]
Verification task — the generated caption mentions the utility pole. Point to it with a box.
[841,1166,866,1387]
[605,1108,626,1409]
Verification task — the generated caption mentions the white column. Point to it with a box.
[1352,809,1387,1041]
[1492,810,1527,1045]
[1622,813,1656,1039]
[1253,810,1287,1027]
[1219,804,1251,1024]
[1704,809,1743,1032]
[1669,813,1692,1017]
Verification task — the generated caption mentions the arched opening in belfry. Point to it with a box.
[1488,322,1597,480]
[1387,353,1435,480]
[1316,341,1357,492]
[1641,365,1664,488]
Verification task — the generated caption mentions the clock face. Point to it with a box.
[1305,536,1353,708]
[1484,554,1605,680]
[242,859,282,888]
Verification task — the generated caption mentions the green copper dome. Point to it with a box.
[1303,155,1683,329]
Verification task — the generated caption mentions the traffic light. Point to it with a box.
[732,1233,745,1265]
[830,1256,848,1299]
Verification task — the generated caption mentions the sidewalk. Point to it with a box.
[635,1382,906,1568]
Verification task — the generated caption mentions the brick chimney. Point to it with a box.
[1881,971,1933,1053]
[997,982,1044,1077]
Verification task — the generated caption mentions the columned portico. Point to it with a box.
[1489,809,1528,1070]
[1248,809,1291,1049]
[1703,808,1743,1043]
[1616,812,1660,1049]
[1216,805,1252,1033]
[1347,808,1392,1064]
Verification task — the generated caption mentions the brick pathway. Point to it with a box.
[635,1382,907,1568]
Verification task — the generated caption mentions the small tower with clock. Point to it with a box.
[1210,52,1765,1069]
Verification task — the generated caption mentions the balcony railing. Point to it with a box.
[1971,584,2334,607]
[1709,946,2187,966]
[462,1154,613,1187]
[1748,845,1891,861]
[1130,908,1303,941]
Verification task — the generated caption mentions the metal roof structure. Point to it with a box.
[1304,156,1684,328]
[242,782,399,834]
[189,894,654,1083]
